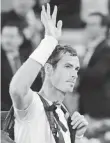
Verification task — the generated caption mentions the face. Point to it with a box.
[1,26,23,52]
[13,0,35,16]
[86,15,102,39]
[50,53,80,93]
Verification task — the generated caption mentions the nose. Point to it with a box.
[71,70,78,79]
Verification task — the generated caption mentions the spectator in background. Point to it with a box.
[77,12,110,119]
[1,0,43,49]
[1,22,42,111]
[1,22,24,111]
[82,12,107,67]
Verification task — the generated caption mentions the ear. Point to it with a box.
[44,63,53,76]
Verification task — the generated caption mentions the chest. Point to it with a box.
[15,109,71,143]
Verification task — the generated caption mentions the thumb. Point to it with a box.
[57,20,63,31]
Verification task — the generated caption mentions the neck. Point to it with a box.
[39,79,65,104]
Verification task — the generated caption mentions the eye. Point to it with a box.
[65,65,70,68]
[65,64,72,68]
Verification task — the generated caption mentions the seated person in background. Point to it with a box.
[82,12,107,67]
[1,22,42,111]
[9,4,88,143]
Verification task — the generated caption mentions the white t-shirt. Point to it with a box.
[13,92,71,143]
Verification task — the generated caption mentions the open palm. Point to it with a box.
[41,3,63,40]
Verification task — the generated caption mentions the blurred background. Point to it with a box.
[1,0,110,143]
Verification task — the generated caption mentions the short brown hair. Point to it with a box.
[41,44,78,81]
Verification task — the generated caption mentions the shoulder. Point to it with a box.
[14,92,44,121]
[30,91,44,111]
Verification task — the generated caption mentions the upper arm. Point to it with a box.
[13,91,44,121]
[9,58,42,110]
[11,89,34,110]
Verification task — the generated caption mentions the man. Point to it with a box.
[9,4,88,143]
[78,12,110,118]
[82,12,107,67]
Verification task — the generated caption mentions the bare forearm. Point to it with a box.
[10,58,42,96]
[9,4,60,110]
[10,36,58,97]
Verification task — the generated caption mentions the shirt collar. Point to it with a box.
[88,35,105,49]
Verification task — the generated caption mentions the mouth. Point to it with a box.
[66,81,75,84]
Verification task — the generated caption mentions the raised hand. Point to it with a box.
[71,111,88,138]
[41,3,63,40]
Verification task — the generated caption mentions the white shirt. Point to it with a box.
[82,36,105,67]
[13,92,71,143]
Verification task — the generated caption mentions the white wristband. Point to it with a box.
[75,134,84,139]
[29,35,58,66]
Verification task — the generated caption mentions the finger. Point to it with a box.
[71,115,82,126]
[41,10,43,22]
[77,121,88,129]
[41,10,46,24]
[42,5,46,13]
[76,126,87,134]
[42,7,48,21]
[41,10,48,29]
[72,116,84,128]
[42,6,47,19]
[71,111,81,120]
[52,5,57,25]
[57,20,63,31]
[47,3,51,19]
[72,118,86,129]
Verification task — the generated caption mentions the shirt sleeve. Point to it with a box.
[13,92,44,122]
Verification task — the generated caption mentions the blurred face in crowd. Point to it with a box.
[46,53,80,93]
[86,15,104,39]
[1,26,23,52]
[13,0,35,16]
